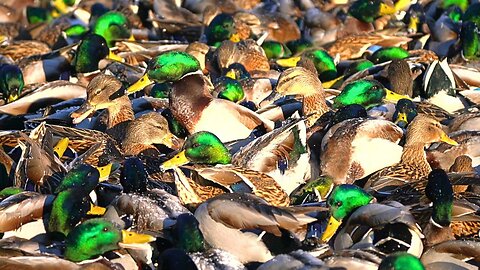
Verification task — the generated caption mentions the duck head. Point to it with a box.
[405,116,457,146]
[379,252,425,270]
[92,11,133,47]
[160,131,231,170]
[71,74,125,124]
[0,64,24,103]
[73,34,122,74]
[64,218,155,262]
[425,169,454,228]
[368,47,409,64]
[393,99,417,128]
[215,77,245,103]
[348,0,397,23]
[127,51,200,94]
[321,184,374,242]
[205,13,240,47]
[333,79,409,109]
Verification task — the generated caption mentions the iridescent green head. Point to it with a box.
[120,157,148,193]
[327,184,373,221]
[161,109,189,138]
[286,38,313,55]
[64,219,122,262]
[461,21,480,60]
[348,0,397,23]
[127,51,200,93]
[262,40,292,59]
[393,99,417,128]
[379,252,425,270]
[304,49,337,81]
[290,176,334,205]
[334,79,405,109]
[369,47,409,64]
[463,3,480,28]
[425,169,453,227]
[0,64,24,103]
[205,13,238,46]
[64,25,88,39]
[49,164,100,236]
[184,132,231,164]
[93,11,131,47]
[160,131,231,170]
[215,77,245,103]
[73,34,110,73]
[175,213,205,253]
[343,60,374,78]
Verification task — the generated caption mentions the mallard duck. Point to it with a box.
[160,131,290,206]
[421,239,480,269]
[320,117,404,185]
[321,184,424,257]
[276,49,338,82]
[215,39,270,73]
[71,74,133,131]
[364,115,459,193]
[158,213,245,270]
[411,169,480,246]
[0,164,105,238]
[194,192,322,263]
[127,51,274,142]
[0,40,51,62]
[0,64,24,103]
[348,0,397,24]
[204,13,250,46]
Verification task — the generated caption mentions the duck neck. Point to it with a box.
[170,74,212,132]
[106,96,134,129]
[303,92,329,126]
[400,142,429,166]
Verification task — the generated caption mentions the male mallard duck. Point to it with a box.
[0,164,105,238]
[321,184,424,257]
[194,192,321,263]
[348,0,397,24]
[204,13,249,46]
[0,64,24,103]
[127,51,274,142]
[276,49,338,82]
[364,115,458,193]
[160,131,290,206]
[158,213,245,270]
[320,117,404,185]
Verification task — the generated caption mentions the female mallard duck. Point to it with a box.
[127,51,274,142]
[160,131,290,206]
[0,164,104,238]
[321,184,424,257]
[0,64,24,104]
[215,39,270,73]
[364,115,459,193]
[71,74,133,131]
[194,192,321,263]
[0,40,51,62]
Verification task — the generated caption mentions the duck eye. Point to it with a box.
[192,143,200,148]
[336,201,342,207]
[103,227,109,232]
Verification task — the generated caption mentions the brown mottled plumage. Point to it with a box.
[216,39,270,72]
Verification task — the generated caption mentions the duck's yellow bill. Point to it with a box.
[226,70,236,80]
[394,112,408,125]
[321,216,342,242]
[121,230,156,244]
[276,56,301,68]
[87,203,106,215]
[128,33,136,41]
[52,0,68,17]
[379,2,397,15]
[322,75,344,89]
[7,93,19,103]
[394,0,410,11]
[440,133,458,146]
[54,137,70,158]
[107,50,124,62]
[161,150,189,170]
[384,89,411,103]
[96,163,113,181]
[230,33,241,43]
[127,74,154,94]
[408,16,419,33]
